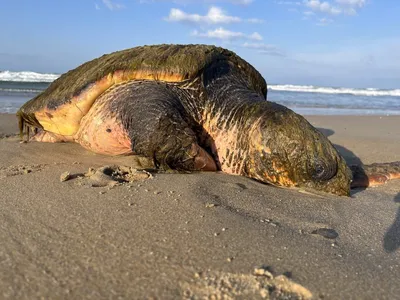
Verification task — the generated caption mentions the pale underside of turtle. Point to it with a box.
[17,44,400,196]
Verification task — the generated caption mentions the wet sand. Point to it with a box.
[0,113,399,299]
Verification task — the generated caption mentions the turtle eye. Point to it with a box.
[311,159,337,181]
[314,163,325,179]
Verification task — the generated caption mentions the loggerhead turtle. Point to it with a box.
[17,44,400,196]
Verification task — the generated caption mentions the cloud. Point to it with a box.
[335,0,365,7]
[247,18,265,24]
[192,28,263,41]
[302,0,365,16]
[248,32,263,40]
[102,0,125,10]
[304,0,341,15]
[302,10,315,19]
[242,42,286,56]
[229,0,253,4]
[165,7,241,24]
[139,0,253,5]
[335,0,365,14]
[165,6,264,25]
[275,1,301,5]
[316,17,334,26]
[95,3,101,10]
[276,0,366,17]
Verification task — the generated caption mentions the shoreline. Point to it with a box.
[3,107,400,116]
[1,113,399,299]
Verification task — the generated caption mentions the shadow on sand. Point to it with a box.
[317,127,400,253]
[316,128,363,166]
[316,127,365,195]
[383,193,400,253]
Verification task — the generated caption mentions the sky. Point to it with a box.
[0,0,400,88]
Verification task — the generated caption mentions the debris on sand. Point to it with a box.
[0,164,47,179]
[60,171,71,182]
[181,269,313,299]
[60,165,152,187]
[311,228,339,239]
[253,267,274,279]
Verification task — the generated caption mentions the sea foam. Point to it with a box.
[0,71,59,83]
[269,84,400,97]
[1,71,399,97]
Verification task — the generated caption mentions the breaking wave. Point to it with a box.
[1,71,399,98]
[269,84,400,97]
[1,70,399,100]
[0,88,43,93]
[0,70,59,83]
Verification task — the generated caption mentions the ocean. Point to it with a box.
[1,70,400,115]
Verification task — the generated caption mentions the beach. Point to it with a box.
[0,113,399,299]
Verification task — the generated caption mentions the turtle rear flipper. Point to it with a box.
[75,80,216,171]
[116,81,216,171]
[350,162,400,188]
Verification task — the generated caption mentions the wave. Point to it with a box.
[269,84,400,97]
[1,71,399,97]
[0,71,59,83]
[0,88,43,93]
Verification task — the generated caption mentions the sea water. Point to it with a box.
[1,70,399,115]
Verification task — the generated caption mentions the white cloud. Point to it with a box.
[275,1,301,5]
[248,32,263,40]
[316,17,334,26]
[303,0,365,16]
[302,10,314,19]
[102,0,125,10]
[276,0,364,18]
[335,0,365,7]
[344,7,357,15]
[192,28,263,41]
[165,6,264,25]
[335,0,365,14]
[165,7,241,24]
[247,18,265,24]
[140,0,253,5]
[242,42,286,56]
[231,0,253,4]
[304,0,342,15]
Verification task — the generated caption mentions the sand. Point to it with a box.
[0,113,399,299]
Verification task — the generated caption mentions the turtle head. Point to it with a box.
[246,102,352,196]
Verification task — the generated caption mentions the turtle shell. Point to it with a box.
[17,44,267,136]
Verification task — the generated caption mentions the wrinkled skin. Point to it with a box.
[199,62,352,196]
[244,102,352,196]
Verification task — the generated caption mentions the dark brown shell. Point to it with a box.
[18,44,267,116]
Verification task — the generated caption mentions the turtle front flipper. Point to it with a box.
[31,131,73,143]
[16,109,43,142]
[350,162,400,188]
[76,80,216,171]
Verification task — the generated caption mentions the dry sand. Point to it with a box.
[0,113,399,299]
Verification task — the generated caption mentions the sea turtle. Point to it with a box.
[17,44,400,196]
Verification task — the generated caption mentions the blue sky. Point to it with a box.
[0,0,399,88]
